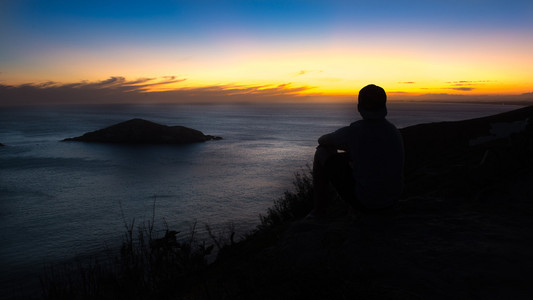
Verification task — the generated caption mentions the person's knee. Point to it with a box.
[314,145,337,168]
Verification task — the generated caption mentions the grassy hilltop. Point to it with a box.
[42,106,533,299]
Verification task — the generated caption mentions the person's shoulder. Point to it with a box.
[350,119,386,129]
[352,118,400,131]
[332,124,353,135]
[382,119,402,138]
[349,120,365,127]
[383,119,400,130]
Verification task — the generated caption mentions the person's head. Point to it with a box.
[358,84,387,119]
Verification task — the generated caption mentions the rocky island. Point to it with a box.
[63,118,222,144]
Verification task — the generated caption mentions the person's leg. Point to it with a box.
[323,152,371,215]
[310,145,337,218]
[323,152,367,213]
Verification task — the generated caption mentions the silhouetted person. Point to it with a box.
[309,84,404,218]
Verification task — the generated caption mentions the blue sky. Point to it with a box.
[1,0,532,104]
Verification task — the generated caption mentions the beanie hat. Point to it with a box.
[358,84,387,119]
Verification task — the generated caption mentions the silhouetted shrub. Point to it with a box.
[41,170,316,299]
[41,219,213,299]
[258,169,314,230]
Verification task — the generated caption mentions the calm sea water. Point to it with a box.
[0,101,519,298]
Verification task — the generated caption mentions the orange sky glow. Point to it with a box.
[1,1,532,105]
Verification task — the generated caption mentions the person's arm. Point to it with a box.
[317,133,335,146]
[317,130,349,151]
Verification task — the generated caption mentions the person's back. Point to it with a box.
[310,84,404,217]
[345,118,404,209]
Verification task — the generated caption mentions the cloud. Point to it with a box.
[441,80,496,92]
[73,76,185,91]
[448,87,475,91]
[295,70,310,76]
[388,91,409,94]
[0,77,316,106]
[445,80,494,88]
[293,70,323,77]
[398,81,415,84]
[445,80,493,84]
[155,83,315,101]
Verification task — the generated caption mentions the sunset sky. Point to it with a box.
[1,0,532,104]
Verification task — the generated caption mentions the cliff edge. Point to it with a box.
[189,106,533,299]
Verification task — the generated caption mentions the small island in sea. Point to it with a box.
[63,118,222,144]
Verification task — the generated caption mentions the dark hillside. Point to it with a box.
[186,105,533,299]
[43,106,533,299]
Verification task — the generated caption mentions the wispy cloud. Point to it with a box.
[70,76,185,91]
[0,77,315,105]
[445,80,493,84]
[293,70,323,77]
[445,80,493,87]
[388,91,409,94]
[155,83,315,101]
[442,80,495,92]
[21,77,186,91]
[448,87,476,91]
[398,81,416,84]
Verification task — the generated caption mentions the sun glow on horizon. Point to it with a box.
[1,1,532,105]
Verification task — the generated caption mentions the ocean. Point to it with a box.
[0,101,520,298]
